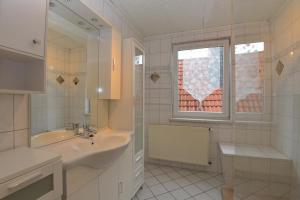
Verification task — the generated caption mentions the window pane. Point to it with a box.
[177,46,224,112]
[235,42,264,113]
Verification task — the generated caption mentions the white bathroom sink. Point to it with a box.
[31,130,75,148]
[38,129,132,169]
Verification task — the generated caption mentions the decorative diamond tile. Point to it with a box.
[73,77,79,85]
[56,75,64,84]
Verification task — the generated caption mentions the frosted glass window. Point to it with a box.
[173,39,230,119]
[235,42,264,113]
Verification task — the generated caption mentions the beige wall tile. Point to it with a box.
[13,95,28,130]
[0,94,13,132]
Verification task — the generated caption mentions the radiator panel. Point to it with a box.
[148,125,210,166]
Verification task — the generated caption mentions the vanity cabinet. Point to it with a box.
[99,141,133,200]
[99,162,119,200]
[66,140,133,200]
[98,27,121,99]
[0,0,47,57]
[68,178,99,200]
[0,0,47,93]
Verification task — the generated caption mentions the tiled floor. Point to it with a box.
[133,163,291,200]
[133,163,224,200]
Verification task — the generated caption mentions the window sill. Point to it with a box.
[170,118,232,124]
[169,118,272,126]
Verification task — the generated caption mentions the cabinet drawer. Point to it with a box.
[0,162,62,200]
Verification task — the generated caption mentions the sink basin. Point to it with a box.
[31,130,75,148]
[38,129,132,169]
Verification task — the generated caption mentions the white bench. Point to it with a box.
[219,143,292,186]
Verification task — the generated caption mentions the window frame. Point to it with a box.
[172,39,231,120]
[233,39,267,121]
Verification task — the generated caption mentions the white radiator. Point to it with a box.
[148,125,210,166]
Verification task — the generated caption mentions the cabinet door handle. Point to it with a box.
[32,39,41,45]
[112,58,115,71]
[118,181,123,194]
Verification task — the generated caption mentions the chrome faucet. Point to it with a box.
[72,123,80,135]
[82,124,97,138]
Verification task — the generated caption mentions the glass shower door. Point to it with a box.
[134,46,144,154]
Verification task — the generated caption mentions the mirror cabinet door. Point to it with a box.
[134,46,144,154]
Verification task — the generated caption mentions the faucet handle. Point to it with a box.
[72,123,80,129]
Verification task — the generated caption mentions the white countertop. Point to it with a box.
[0,147,60,184]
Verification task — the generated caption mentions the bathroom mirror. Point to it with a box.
[30,0,100,146]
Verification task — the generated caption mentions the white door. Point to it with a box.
[0,0,47,57]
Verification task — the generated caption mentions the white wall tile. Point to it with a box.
[0,94,13,132]
[0,132,14,152]
[13,95,28,130]
[14,129,28,148]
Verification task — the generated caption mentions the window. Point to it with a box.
[172,40,230,119]
[235,42,264,113]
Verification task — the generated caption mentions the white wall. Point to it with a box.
[270,0,300,199]
[144,21,272,172]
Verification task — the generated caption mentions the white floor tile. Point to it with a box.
[183,184,203,196]
[175,177,192,187]
[163,181,181,191]
[193,193,214,200]
[136,187,154,200]
[150,184,168,196]
[156,174,172,183]
[171,188,191,200]
[157,193,176,200]
[146,177,160,187]
[195,181,214,192]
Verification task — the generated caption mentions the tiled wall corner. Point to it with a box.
[270,0,300,199]
[0,94,29,152]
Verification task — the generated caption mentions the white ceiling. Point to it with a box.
[111,0,287,37]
